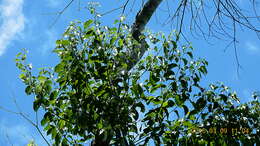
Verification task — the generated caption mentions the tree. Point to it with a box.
[15,0,260,145]
[16,15,259,145]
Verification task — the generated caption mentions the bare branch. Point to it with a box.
[0,93,51,146]
[49,0,76,28]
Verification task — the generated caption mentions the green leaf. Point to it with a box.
[16,52,22,58]
[21,54,27,61]
[118,39,123,47]
[187,52,193,58]
[62,138,68,145]
[182,58,188,65]
[151,98,162,105]
[162,101,168,107]
[25,85,33,95]
[171,81,178,91]
[56,40,70,46]
[41,117,49,126]
[47,127,53,136]
[150,73,160,84]
[196,98,206,109]
[168,100,175,107]
[50,90,58,100]
[220,94,228,102]
[171,40,177,49]
[133,109,139,120]
[84,20,93,29]
[150,83,166,93]
[189,109,198,117]
[180,79,188,89]
[55,134,61,144]
[168,63,178,69]
[175,95,182,106]
[213,102,219,109]
[199,65,207,75]
[33,98,41,111]
[110,36,117,45]
[38,76,46,82]
[19,73,27,82]
[54,63,64,73]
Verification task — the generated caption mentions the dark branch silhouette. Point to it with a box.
[124,0,260,72]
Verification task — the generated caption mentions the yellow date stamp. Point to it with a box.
[190,127,251,135]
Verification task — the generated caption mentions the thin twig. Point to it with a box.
[49,0,75,28]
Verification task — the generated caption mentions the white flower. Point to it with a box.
[120,70,125,75]
[120,15,126,22]
[28,63,32,69]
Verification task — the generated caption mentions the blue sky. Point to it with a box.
[0,0,259,145]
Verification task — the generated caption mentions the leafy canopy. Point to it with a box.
[16,18,259,145]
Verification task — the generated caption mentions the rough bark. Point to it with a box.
[128,0,163,71]
[132,0,163,40]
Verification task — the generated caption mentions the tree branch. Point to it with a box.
[128,0,163,71]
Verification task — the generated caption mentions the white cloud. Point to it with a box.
[245,41,260,55]
[0,0,25,56]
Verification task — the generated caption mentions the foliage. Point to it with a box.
[27,140,37,146]
[16,18,260,145]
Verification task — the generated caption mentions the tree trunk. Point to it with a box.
[91,135,110,146]
[91,1,163,145]
[128,0,163,71]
